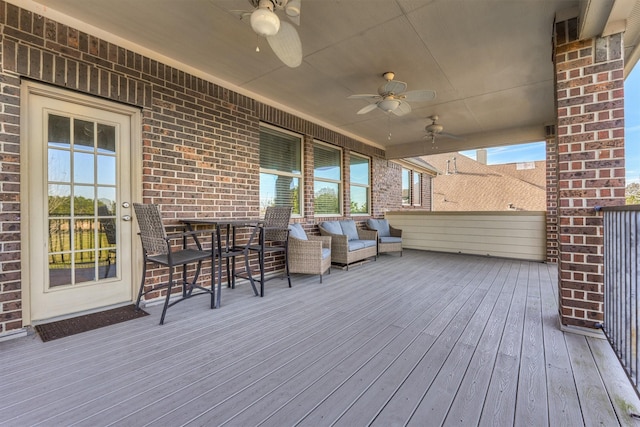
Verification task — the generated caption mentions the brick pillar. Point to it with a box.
[554,18,626,328]
[545,125,558,264]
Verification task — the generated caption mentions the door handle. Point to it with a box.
[122,215,132,221]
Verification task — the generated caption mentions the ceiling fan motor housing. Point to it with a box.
[426,123,444,134]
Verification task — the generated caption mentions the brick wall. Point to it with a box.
[554,18,626,328]
[0,0,407,335]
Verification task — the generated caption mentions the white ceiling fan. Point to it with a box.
[234,0,302,68]
[348,72,436,116]
[423,115,462,142]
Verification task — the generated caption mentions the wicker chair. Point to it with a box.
[239,206,292,296]
[288,223,332,283]
[366,218,403,256]
[133,203,216,325]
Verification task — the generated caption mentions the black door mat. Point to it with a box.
[35,304,149,342]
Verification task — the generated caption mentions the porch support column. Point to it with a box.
[553,18,626,328]
[545,126,558,264]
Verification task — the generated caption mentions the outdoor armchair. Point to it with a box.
[288,223,332,283]
[366,218,403,256]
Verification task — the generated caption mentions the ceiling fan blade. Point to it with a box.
[267,21,302,67]
[378,79,407,96]
[440,132,464,140]
[230,9,252,20]
[348,94,381,100]
[356,104,379,115]
[391,100,412,116]
[402,89,436,102]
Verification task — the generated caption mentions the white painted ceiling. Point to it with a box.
[23,0,640,158]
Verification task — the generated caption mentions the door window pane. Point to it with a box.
[97,155,116,185]
[74,152,95,184]
[97,123,116,153]
[74,119,94,149]
[97,187,117,214]
[48,184,71,216]
[48,149,71,183]
[74,185,95,216]
[48,114,70,148]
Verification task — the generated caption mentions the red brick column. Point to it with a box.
[554,18,626,328]
[546,128,558,264]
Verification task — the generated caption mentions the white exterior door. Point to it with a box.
[24,82,140,322]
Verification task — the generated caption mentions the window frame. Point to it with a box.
[349,153,371,216]
[401,168,411,206]
[259,123,304,218]
[313,140,343,217]
[412,171,422,206]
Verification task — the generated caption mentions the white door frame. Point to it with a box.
[20,81,143,325]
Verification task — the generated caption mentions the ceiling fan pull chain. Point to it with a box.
[255,33,260,52]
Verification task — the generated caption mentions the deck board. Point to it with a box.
[441,261,518,426]
[1,250,639,427]
[514,262,548,426]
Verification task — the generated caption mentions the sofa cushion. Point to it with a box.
[322,248,331,259]
[347,240,366,251]
[288,223,307,240]
[366,219,391,237]
[352,239,377,248]
[320,221,343,235]
[339,220,359,241]
[380,236,402,244]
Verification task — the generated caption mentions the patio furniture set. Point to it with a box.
[132,203,402,324]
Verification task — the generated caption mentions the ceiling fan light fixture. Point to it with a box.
[251,6,280,36]
[378,98,400,112]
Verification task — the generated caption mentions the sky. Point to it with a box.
[460,69,640,184]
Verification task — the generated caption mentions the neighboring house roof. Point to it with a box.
[488,161,546,191]
[422,153,546,211]
[396,157,439,176]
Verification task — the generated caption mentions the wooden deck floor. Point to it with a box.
[1,250,640,426]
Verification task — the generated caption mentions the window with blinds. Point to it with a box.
[350,154,370,214]
[259,124,302,216]
[314,142,342,215]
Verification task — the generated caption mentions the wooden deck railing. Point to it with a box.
[600,205,640,392]
[384,210,547,261]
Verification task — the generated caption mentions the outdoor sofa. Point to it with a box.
[318,220,377,270]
